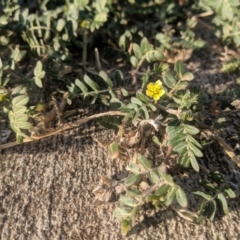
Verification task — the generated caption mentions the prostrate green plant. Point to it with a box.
[0,1,239,237]
[108,59,239,236]
[199,0,240,46]
[113,154,188,235]
[66,69,128,106]
[7,85,32,143]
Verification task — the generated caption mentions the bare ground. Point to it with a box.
[1,47,240,240]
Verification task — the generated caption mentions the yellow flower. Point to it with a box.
[146,80,165,102]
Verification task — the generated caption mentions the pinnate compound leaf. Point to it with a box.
[124,173,142,186]
[163,71,176,88]
[137,154,152,169]
[217,193,229,215]
[176,188,188,208]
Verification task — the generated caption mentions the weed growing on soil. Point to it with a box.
[0,0,240,237]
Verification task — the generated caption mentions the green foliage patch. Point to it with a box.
[0,0,240,237]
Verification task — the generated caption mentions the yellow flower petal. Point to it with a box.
[146,80,165,101]
[146,89,153,97]
[147,82,154,90]
[155,80,163,86]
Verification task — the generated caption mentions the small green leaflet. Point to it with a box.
[84,74,100,91]
[124,173,142,186]
[174,60,184,78]
[119,195,137,208]
[217,193,229,215]
[131,97,143,106]
[175,188,188,208]
[99,70,113,88]
[133,43,143,60]
[113,206,132,218]
[183,124,199,135]
[75,78,88,93]
[126,188,142,197]
[126,162,141,174]
[137,154,152,169]
[163,71,176,88]
[149,170,160,184]
[192,190,212,200]
[165,187,177,206]
[224,188,236,199]
[155,184,170,196]
[189,152,199,172]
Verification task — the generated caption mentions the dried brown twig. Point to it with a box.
[0,111,127,152]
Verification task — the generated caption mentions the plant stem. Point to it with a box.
[0,111,127,152]
[156,103,180,117]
